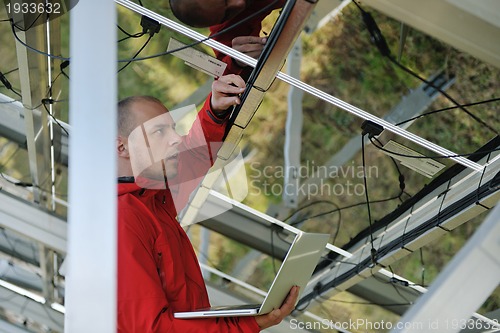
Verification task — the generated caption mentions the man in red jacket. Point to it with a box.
[169,0,286,79]
[116,74,298,332]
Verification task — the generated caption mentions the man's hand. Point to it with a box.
[211,74,246,115]
[255,286,299,330]
[232,36,267,67]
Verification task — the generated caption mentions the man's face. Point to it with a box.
[197,0,251,26]
[127,100,181,183]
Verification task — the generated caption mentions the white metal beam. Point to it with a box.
[65,0,117,332]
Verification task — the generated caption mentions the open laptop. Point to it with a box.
[174,232,329,318]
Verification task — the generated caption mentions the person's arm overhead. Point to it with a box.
[209,0,286,79]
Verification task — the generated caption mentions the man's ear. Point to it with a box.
[117,136,130,158]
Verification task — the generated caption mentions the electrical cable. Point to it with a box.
[117,24,144,38]
[282,200,339,223]
[369,136,500,159]
[117,24,145,43]
[0,70,22,98]
[118,34,153,73]
[396,97,500,127]
[0,146,30,187]
[42,101,69,136]
[3,68,19,76]
[352,0,498,136]
[10,20,69,61]
[289,191,403,227]
[373,136,407,202]
[274,229,291,244]
[387,56,498,136]
[303,139,499,306]
[59,60,70,80]
[38,64,70,137]
[10,11,44,32]
[387,266,413,304]
[0,145,68,197]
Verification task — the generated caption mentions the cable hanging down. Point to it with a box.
[360,121,381,267]
[351,0,498,136]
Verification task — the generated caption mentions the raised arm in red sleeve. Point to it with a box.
[210,0,285,79]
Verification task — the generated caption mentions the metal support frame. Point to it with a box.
[0,93,70,166]
[391,204,500,333]
[283,39,304,208]
[39,245,55,304]
[199,189,498,326]
[299,149,500,305]
[65,0,117,332]
[11,2,57,208]
[0,191,66,254]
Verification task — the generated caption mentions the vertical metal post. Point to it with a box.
[12,0,51,206]
[283,39,303,208]
[65,0,117,332]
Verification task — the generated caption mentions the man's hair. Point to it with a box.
[117,96,163,137]
[169,0,210,28]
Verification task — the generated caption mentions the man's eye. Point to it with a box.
[153,129,164,135]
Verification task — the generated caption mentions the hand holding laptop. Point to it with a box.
[174,233,329,321]
[255,285,299,330]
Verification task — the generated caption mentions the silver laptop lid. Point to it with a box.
[258,232,329,314]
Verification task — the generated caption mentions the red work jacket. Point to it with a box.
[117,96,260,332]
